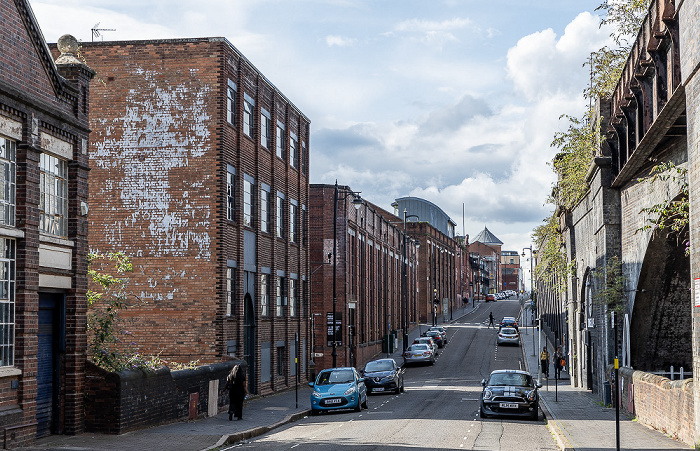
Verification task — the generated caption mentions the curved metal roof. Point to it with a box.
[393,197,456,238]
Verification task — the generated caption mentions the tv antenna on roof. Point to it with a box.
[91,23,116,42]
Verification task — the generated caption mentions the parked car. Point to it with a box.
[361,358,405,394]
[403,343,436,366]
[485,294,496,302]
[497,327,520,346]
[413,336,438,354]
[425,330,444,348]
[309,367,368,415]
[429,326,447,343]
[480,369,540,420]
[499,316,519,331]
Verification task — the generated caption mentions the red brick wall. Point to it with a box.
[619,368,694,446]
[80,38,310,396]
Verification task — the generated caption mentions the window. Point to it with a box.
[289,132,298,169]
[276,193,285,239]
[260,274,269,317]
[276,121,285,160]
[261,184,271,233]
[276,345,285,377]
[227,79,237,125]
[302,205,308,246]
[39,153,68,237]
[243,94,255,138]
[0,138,16,226]
[289,200,298,243]
[261,108,271,149]
[226,266,235,316]
[227,165,236,221]
[276,276,285,317]
[289,279,297,317]
[243,174,254,227]
[301,141,307,176]
[0,239,15,367]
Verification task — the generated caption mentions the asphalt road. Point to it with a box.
[229,298,557,450]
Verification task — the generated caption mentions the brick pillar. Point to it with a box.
[680,0,700,446]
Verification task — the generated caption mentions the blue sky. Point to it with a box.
[32,0,614,285]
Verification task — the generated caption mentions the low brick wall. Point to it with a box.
[618,367,694,446]
[84,360,242,434]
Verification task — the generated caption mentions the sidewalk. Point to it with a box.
[520,312,692,450]
[26,386,312,451]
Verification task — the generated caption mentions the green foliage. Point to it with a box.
[549,112,598,209]
[532,216,575,294]
[596,0,651,47]
[636,163,689,254]
[591,255,626,313]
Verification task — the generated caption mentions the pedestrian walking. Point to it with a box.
[488,312,494,328]
[539,346,550,378]
[222,363,247,421]
[552,347,564,379]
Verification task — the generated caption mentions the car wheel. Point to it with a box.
[530,405,539,421]
[310,408,319,416]
[354,400,362,412]
[480,406,488,419]
[400,381,405,393]
[361,397,368,409]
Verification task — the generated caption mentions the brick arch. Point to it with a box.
[629,224,690,372]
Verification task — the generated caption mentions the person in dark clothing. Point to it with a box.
[552,347,564,379]
[540,346,550,378]
[223,364,247,420]
[488,312,495,328]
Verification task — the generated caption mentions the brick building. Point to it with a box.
[79,38,310,396]
[500,250,521,293]
[0,0,94,444]
[470,227,503,295]
[392,197,460,325]
[309,184,418,371]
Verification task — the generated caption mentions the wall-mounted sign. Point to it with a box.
[326,312,342,346]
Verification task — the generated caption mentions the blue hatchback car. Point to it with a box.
[309,367,368,415]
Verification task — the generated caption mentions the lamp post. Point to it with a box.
[522,246,537,371]
[402,209,420,353]
[332,181,363,368]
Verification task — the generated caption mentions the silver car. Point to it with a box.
[403,343,435,366]
[428,326,447,343]
[497,327,520,346]
[413,336,438,354]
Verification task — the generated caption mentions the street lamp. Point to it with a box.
[522,245,537,376]
[332,181,363,368]
[402,209,420,353]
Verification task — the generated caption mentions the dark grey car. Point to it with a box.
[480,369,540,420]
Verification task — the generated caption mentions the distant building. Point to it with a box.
[392,197,460,325]
[471,227,503,294]
[79,38,310,396]
[501,251,521,293]
[0,0,94,443]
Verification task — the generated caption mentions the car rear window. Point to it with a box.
[500,328,517,334]
[409,344,429,351]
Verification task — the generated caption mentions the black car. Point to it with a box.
[361,358,405,394]
[480,369,540,420]
[499,317,519,331]
[424,330,444,348]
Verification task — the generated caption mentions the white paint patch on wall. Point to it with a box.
[93,67,214,259]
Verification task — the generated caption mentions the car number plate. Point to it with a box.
[373,387,384,392]
[413,354,422,357]
[499,403,518,408]
[326,398,342,404]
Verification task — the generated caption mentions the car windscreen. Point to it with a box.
[488,373,533,387]
[365,361,393,372]
[316,370,355,385]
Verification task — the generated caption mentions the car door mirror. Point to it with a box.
[481,379,486,386]
[536,382,542,389]
[308,382,314,387]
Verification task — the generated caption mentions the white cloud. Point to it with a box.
[506,12,613,102]
[394,17,473,32]
[325,35,358,47]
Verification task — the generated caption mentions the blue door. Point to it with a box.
[37,293,64,437]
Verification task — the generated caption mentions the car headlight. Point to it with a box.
[483,389,493,400]
[526,390,537,402]
[344,385,357,395]
[312,391,321,398]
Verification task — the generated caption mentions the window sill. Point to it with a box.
[0,226,24,239]
[39,233,74,247]
[0,367,22,378]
